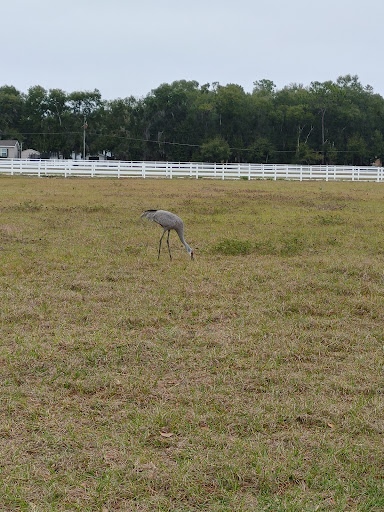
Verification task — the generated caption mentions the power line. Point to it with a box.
[19,131,361,154]
[21,131,201,147]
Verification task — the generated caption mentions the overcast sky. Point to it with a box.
[2,0,384,99]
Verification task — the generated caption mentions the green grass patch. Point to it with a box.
[212,238,253,255]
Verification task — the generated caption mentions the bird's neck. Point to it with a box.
[177,230,192,254]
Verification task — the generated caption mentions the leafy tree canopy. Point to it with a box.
[1,75,383,165]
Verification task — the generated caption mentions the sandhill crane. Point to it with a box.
[141,209,194,260]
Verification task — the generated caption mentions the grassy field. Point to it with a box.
[1,176,384,511]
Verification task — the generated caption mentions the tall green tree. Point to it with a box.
[200,136,230,162]
[98,96,144,160]
[22,86,49,152]
[0,85,24,140]
[141,80,202,160]
[67,89,103,157]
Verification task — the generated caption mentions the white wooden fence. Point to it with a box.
[0,159,384,182]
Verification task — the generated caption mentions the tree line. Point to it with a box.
[1,75,384,164]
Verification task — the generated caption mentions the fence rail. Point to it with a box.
[0,159,384,182]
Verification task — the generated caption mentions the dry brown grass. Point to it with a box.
[1,176,384,511]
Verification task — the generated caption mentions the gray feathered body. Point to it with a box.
[141,209,193,259]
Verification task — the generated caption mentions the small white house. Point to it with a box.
[0,140,21,158]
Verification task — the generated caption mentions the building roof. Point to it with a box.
[0,140,20,147]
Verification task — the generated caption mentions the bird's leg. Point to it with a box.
[166,230,172,260]
[158,230,166,259]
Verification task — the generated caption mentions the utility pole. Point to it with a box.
[83,115,87,160]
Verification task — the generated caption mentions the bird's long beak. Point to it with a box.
[190,251,194,260]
